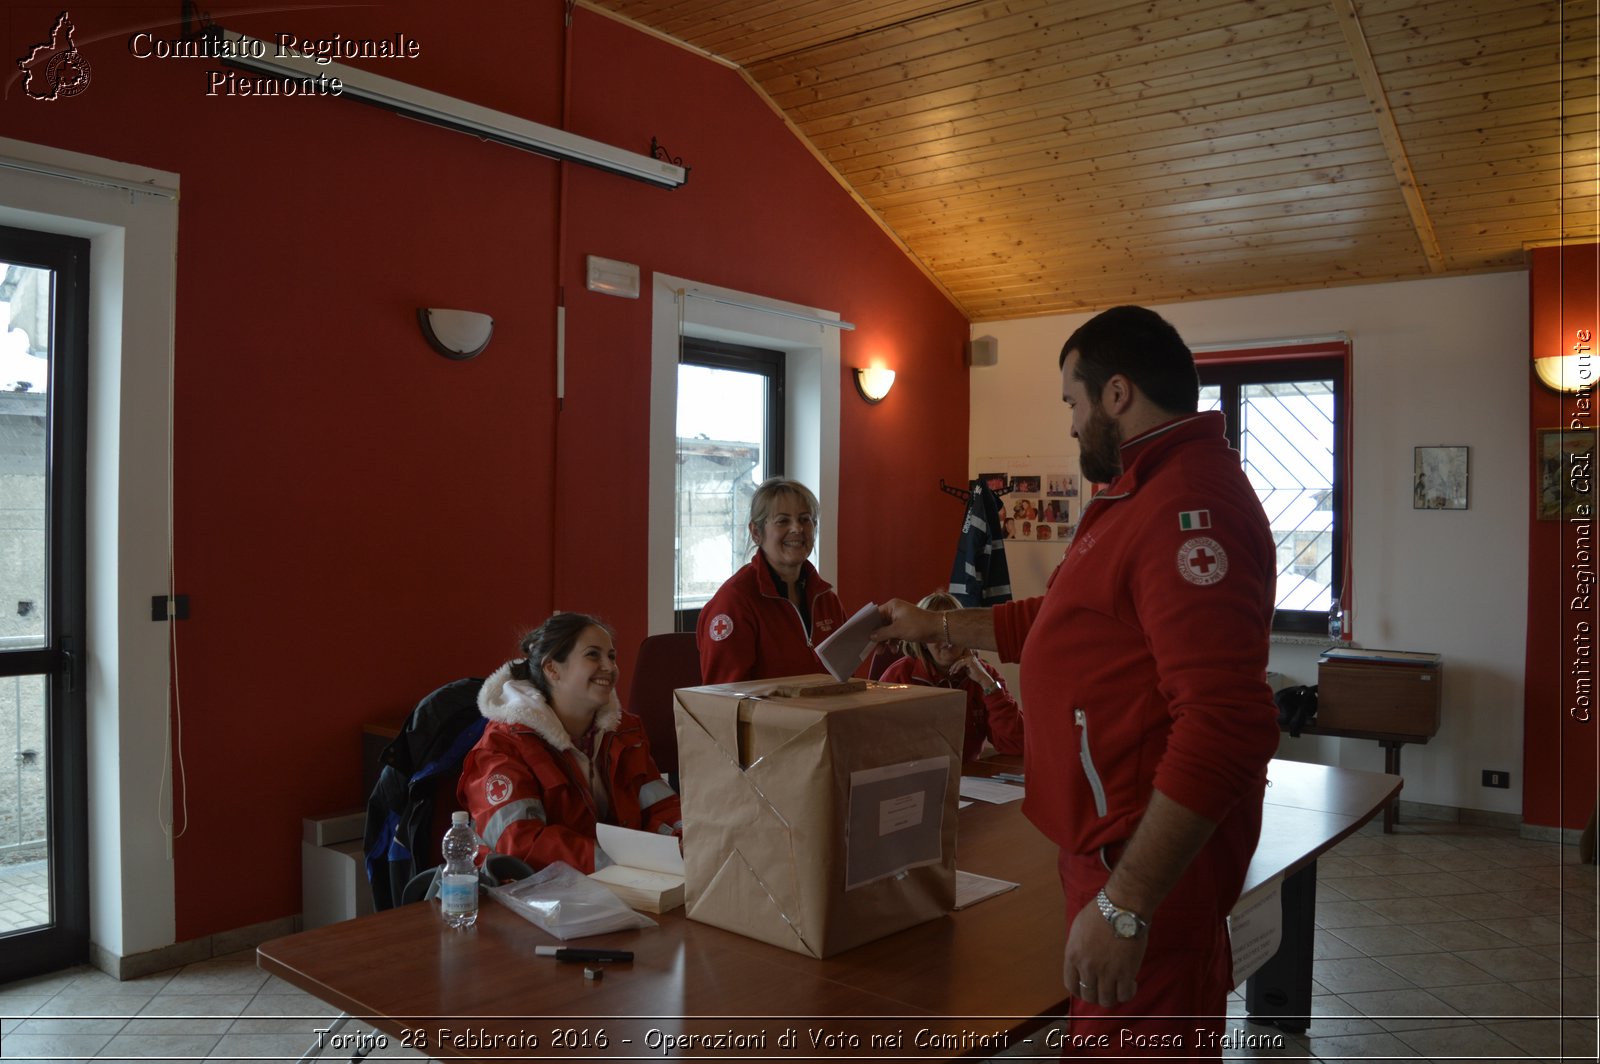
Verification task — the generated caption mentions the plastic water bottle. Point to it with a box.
[439,810,479,930]
[1328,600,1344,641]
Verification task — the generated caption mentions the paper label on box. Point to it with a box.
[844,757,951,890]
[878,792,926,835]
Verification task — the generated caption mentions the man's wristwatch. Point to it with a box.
[1094,888,1149,939]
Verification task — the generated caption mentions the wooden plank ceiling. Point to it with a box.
[584,0,1597,321]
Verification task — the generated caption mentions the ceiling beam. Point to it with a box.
[1330,0,1446,272]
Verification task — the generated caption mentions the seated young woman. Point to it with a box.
[878,590,1025,763]
[458,611,682,873]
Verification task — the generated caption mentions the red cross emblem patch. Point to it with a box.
[708,613,734,641]
[1177,536,1228,586]
[485,773,513,806]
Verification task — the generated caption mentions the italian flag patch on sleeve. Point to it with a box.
[1178,510,1212,530]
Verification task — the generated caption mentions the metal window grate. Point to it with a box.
[1202,379,1337,615]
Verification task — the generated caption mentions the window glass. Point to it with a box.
[674,342,784,628]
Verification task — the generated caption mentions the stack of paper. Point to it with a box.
[1319,646,1440,667]
[591,823,685,913]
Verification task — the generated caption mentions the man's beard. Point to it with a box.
[1078,401,1123,485]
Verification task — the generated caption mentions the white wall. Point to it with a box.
[970,272,1529,816]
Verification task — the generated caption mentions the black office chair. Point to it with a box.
[363,677,486,912]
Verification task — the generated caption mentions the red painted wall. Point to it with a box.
[1524,244,1600,830]
[1,1,969,938]
[552,13,971,640]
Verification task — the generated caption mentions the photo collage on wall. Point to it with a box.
[979,461,1081,548]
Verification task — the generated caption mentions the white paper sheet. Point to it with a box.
[1227,876,1283,986]
[815,601,884,681]
[954,870,1021,910]
[595,823,684,876]
[959,775,1025,804]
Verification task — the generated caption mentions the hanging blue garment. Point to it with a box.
[948,482,1012,607]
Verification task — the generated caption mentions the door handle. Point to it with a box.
[59,640,78,693]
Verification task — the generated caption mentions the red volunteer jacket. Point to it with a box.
[697,556,846,684]
[458,661,682,874]
[993,412,1279,864]
[878,654,1024,763]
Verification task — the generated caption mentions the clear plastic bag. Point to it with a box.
[486,861,656,941]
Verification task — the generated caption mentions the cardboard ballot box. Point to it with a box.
[1316,648,1443,738]
[673,676,965,958]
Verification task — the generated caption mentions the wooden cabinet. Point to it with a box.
[1316,656,1442,739]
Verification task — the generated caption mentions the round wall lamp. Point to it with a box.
[1533,353,1595,395]
[1535,328,1597,394]
[418,308,494,360]
[853,366,896,404]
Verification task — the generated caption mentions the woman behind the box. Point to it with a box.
[879,590,1025,763]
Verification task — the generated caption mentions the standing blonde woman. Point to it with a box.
[697,477,846,683]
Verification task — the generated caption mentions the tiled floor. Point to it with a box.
[0,862,49,935]
[0,819,1595,1062]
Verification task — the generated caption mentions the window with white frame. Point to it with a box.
[1197,350,1347,635]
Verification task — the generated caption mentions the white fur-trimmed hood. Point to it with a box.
[478,659,623,751]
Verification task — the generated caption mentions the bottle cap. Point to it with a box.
[452,810,469,824]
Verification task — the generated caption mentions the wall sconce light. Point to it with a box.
[853,366,896,404]
[1533,354,1594,395]
[417,308,494,360]
[1535,328,1596,394]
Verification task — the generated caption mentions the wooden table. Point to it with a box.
[1241,759,1402,1032]
[1279,722,1424,832]
[260,759,1397,1058]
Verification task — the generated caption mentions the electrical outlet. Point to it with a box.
[1481,770,1510,789]
[150,594,190,621]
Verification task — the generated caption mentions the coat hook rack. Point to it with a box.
[940,478,1012,501]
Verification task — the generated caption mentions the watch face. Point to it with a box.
[1112,911,1140,938]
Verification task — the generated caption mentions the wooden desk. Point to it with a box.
[259,759,1397,1058]
[1242,760,1403,1033]
[1279,723,1423,832]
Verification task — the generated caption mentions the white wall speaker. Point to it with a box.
[967,335,999,367]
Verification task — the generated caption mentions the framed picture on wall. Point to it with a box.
[1413,446,1469,510]
[1536,428,1596,520]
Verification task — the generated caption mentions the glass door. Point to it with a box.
[0,224,89,982]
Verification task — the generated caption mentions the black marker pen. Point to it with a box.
[534,946,634,963]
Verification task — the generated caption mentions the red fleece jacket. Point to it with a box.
[697,556,845,684]
[993,412,1279,857]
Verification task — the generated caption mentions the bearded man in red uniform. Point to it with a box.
[875,305,1280,1057]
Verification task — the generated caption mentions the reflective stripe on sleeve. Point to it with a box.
[479,797,546,849]
[638,779,676,810]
